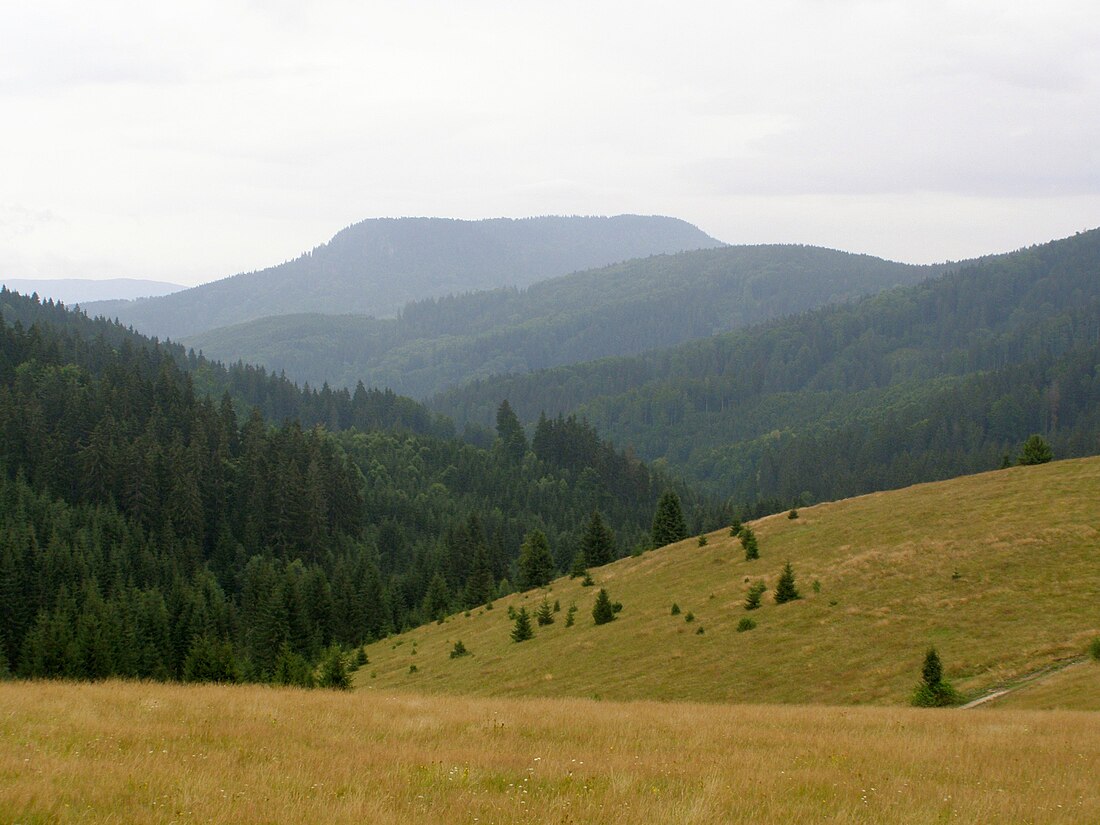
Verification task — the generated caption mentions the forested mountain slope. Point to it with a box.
[82,215,720,340]
[186,244,938,399]
[434,228,1100,505]
[0,288,723,684]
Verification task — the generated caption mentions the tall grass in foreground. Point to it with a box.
[2,680,1098,824]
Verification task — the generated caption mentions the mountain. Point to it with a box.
[360,456,1100,707]
[0,286,723,684]
[82,215,722,340]
[432,228,1100,504]
[0,277,184,304]
[185,245,940,399]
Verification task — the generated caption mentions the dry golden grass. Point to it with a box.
[987,660,1100,711]
[360,457,1100,706]
[3,679,1099,824]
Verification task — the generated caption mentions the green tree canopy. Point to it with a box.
[651,491,687,548]
[518,529,555,589]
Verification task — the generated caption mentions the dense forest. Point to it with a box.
[83,215,719,340]
[434,229,1100,505]
[0,288,722,683]
[186,244,939,399]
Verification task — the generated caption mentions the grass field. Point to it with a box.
[985,659,1100,711]
[359,457,1100,706]
[2,679,1099,824]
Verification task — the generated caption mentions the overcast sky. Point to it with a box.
[3,1,1099,286]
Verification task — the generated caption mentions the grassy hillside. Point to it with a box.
[3,680,1099,824]
[83,215,720,340]
[185,244,936,399]
[359,457,1100,706]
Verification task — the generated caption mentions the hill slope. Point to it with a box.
[359,457,1100,706]
[186,244,937,399]
[83,215,721,340]
[434,227,1100,502]
[1,278,184,303]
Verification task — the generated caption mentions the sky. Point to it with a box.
[2,0,1099,286]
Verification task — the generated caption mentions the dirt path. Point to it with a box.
[960,656,1088,709]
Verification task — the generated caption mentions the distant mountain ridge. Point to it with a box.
[83,215,721,340]
[186,244,940,399]
[0,278,184,304]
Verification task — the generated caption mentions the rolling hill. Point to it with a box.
[433,227,1100,503]
[82,215,721,340]
[358,456,1100,707]
[185,244,939,399]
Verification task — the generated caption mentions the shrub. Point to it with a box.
[1090,637,1100,661]
[553,599,561,612]
[356,648,369,666]
[697,534,708,547]
[581,572,595,587]
[812,579,821,594]
[592,589,616,625]
[670,602,681,615]
[737,617,756,632]
[695,626,705,635]
[788,509,798,519]
[773,561,801,604]
[565,602,577,627]
[450,640,470,659]
[744,581,766,610]
[684,611,695,623]
[911,647,961,707]
[408,664,418,674]
[536,599,555,626]
[729,519,742,537]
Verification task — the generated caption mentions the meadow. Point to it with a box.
[2,679,1098,824]
[359,457,1100,707]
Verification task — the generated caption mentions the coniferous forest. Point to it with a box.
[0,287,722,683]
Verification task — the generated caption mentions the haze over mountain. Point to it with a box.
[186,245,941,399]
[83,215,721,340]
[434,228,1100,505]
[0,278,184,304]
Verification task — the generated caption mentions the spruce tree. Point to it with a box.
[581,510,616,567]
[495,400,528,462]
[569,549,588,580]
[651,491,688,548]
[773,561,801,604]
[318,645,351,690]
[912,647,960,706]
[518,529,555,589]
[422,571,452,622]
[511,607,534,642]
[744,581,766,610]
[592,588,615,625]
[1017,434,1053,466]
[536,599,554,626]
[741,526,760,560]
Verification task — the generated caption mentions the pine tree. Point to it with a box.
[741,527,760,561]
[1017,434,1053,466]
[317,645,351,690]
[569,549,588,579]
[651,491,687,547]
[536,599,554,626]
[422,571,452,622]
[773,561,801,604]
[592,588,615,625]
[744,581,766,610]
[495,400,527,462]
[518,529,555,589]
[510,607,534,642]
[911,647,960,707]
[581,510,616,567]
